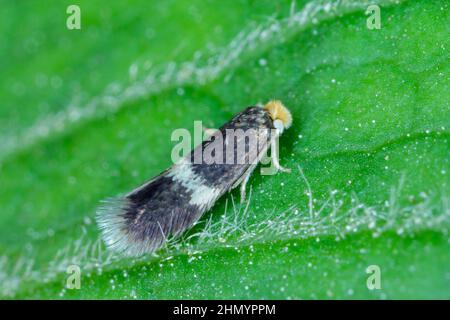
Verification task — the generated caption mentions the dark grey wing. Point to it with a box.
[189,106,274,193]
[97,171,205,256]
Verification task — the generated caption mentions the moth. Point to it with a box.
[97,100,292,256]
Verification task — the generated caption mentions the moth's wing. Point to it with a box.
[97,106,275,257]
[229,128,272,190]
[97,167,206,256]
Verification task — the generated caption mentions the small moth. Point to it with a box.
[97,100,292,256]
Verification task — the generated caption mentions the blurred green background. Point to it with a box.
[0,0,448,299]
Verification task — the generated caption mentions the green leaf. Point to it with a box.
[0,0,448,299]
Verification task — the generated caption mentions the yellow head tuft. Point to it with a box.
[263,100,292,129]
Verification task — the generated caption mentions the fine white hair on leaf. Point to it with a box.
[1,176,448,297]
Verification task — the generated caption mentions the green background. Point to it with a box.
[0,0,448,299]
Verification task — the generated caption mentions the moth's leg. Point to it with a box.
[271,137,291,173]
[239,169,252,204]
[231,164,256,203]
[273,153,291,173]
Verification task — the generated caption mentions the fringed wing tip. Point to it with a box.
[96,197,164,257]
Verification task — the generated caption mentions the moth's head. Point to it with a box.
[263,100,292,133]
